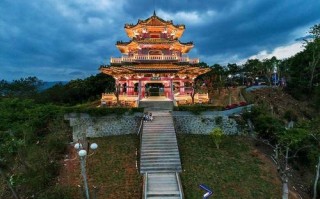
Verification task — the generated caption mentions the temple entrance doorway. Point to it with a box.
[145,83,164,96]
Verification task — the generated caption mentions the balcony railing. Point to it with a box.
[110,55,199,64]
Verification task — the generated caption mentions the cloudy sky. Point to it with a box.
[1,0,320,81]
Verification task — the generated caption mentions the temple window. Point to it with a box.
[148,50,163,55]
[150,34,160,38]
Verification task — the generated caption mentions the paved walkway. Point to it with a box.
[140,110,183,199]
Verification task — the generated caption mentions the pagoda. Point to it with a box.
[100,12,210,106]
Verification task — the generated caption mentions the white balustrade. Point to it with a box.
[110,55,199,64]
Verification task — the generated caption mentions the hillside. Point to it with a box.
[244,86,315,120]
[242,86,318,199]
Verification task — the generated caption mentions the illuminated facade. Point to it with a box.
[100,12,210,106]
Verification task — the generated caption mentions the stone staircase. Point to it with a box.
[140,110,183,199]
[140,111,181,173]
[139,101,174,110]
[143,172,183,199]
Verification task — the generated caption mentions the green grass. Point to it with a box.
[178,134,281,199]
[83,135,142,199]
[60,134,281,199]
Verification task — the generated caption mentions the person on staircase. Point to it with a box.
[143,112,149,122]
[148,112,153,122]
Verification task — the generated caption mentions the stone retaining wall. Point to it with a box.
[65,113,143,141]
[172,111,239,135]
[65,108,246,140]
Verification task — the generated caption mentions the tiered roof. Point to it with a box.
[99,12,210,78]
[116,39,193,54]
[100,64,210,78]
[124,11,185,39]
[116,12,193,54]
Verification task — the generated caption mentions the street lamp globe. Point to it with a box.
[90,143,98,150]
[74,143,82,150]
[78,149,87,157]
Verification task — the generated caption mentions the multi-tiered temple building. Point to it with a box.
[100,12,210,106]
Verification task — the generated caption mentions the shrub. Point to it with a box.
[210,127,224,149]
[254,115,285,142]
[283,109,298,122]
[173,105,224,114]
[239,101,247,106]
[226,103,239,109]
[65,107,144,116]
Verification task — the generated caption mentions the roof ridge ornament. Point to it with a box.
[153,10,156,16]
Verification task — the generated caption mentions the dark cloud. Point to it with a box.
[0,0,320,80]
[295,35,314,41]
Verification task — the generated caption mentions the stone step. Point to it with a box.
[142,133,175,135]
[141,155,180,160]
[141,145,178,148]
[141,167,182,173]
[148,185,178,191]
[142,137,177,141]
[147,197,180,199]
[141,157,180,161]
[143,131,175,133]
[141,142,177,145]
[141,162,181,167]
[144,126,174,127]
[142,139,177,142]
[141,157,180,162]
[141,148,178,152]
[142,142,177,146]
[143,127,175,129]
[141,152,179,155]
[141,159,180,163]
[142,163,181,168]
[141,152,179,156]
[142,135,176,138]
[141,148,179,152]
[141,162,181,166]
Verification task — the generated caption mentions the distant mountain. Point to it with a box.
[39,81,68,91]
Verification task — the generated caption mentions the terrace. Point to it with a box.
[110,55,199,64]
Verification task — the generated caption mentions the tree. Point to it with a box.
[306,117,320,199]
[226,63,240,76]
[305,24,320,91]
[0,77,43,98]
[275,128,309,199]
[38,73,115,105]
[0,80,10,97]
[199,64,226,100]
[0,131,22,199]
[243,59,263,82]
[190,80,206,104]
[262,56,280,86]
[114,83,121,106]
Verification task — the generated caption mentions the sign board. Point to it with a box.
[151,77,161,81]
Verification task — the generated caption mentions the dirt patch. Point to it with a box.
[210,87,244,106]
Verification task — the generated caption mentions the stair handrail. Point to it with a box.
[143,172,148,199]
[138,117,144,174]
[137,117,144,136]
[176,172,184,199]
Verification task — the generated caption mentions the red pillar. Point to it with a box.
[179,79,184,94]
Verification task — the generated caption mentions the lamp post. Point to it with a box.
[74,142,98,199]
[227,74,232,105]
